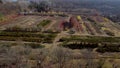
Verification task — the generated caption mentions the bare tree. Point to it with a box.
[81,49,99,68]
[50,46,72,68]
[30,1,51,12]
[0,44,31,68]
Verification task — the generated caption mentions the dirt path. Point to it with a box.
[53,31,68,46]
[52,16,70,46]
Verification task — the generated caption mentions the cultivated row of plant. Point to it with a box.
[62,43,99,49]
[0,31,57,43]
[62,42,120,53]
[97,44,120,53]
[60,35,120,53]
[5,26,41,32]
[0,36,42,42]
[0,31,56,37]
[59,36,120,43]
[87,18,103,34]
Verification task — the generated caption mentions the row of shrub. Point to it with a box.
[0,36,55,43]
[62,43,99,49]
[59,36,120,43]
[0,31,56,38]
[0,36,42,42]
[97,44,120,53]
[0,31,57,43]
[62,42,120,53]
[5,26,41,32]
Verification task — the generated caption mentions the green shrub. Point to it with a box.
[37,20,51,27]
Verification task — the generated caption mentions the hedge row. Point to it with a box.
[62,43,120,53]
[0,31,57,43]
[59,36,120,43]
[0,31,56,38]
